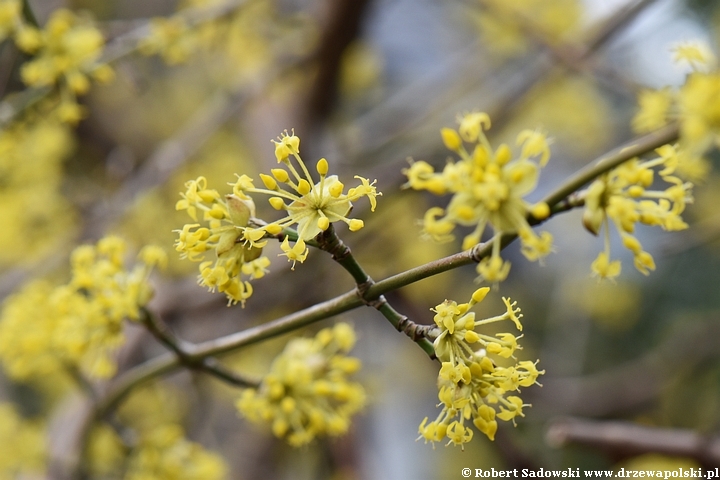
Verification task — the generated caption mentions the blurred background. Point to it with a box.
[2,0,720,478]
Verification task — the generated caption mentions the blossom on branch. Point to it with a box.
[404,112,553,284]
[419,288,543,447]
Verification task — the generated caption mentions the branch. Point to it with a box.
[316,224,437,357]
[546,417,720,465]
[140,308,259,388]
[539,123,678,207]
[304,0,374,126]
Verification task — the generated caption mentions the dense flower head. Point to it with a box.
[229,130,380,268]
[404,112,553,283]
[0,236,166,379]
[633,41,719,178]
[236,323,366,447]
[582,154,693,280]
[175,176,270,306]
[419,288,543,447]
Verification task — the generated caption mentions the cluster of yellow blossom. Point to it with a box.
[0,236,166,379]
[0,403,46,478]
[175,176,271,306]
[419,287,542,446]
[176,131,379,304]
[236,323,366,447]
[404,112,552,283]
[88,385,227,480]
[471,0,582,58]
[139,0,305,82]
[582,150,693,280]
[633,42,719,180]
[0,119,76,267]
[123,424,227,480]
[5,7,113,123]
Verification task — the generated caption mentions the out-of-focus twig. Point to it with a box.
[547,417,720,465]
[304,0,374,127]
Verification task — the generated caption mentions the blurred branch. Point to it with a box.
[140,308,259,388]
[21,0,39,28]
[484,0,659,131]
[547,417,720,465]
[303,0,373,127]
[477,0,643,95]
[81,86,249,240]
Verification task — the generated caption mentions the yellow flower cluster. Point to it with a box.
[140,0,302,81]
[472,0,582,58]
[236,323,366,447]
[175,132,379,304]
[88,385,228,480]
[582,153,693,280]
[0,119,76,268]
[124,424,227,480]
[633,42,719,180]
[0,236,166,379]
[419,288,543,446]
[9,8,113,123]
[405,112,553,283]
[175,176,271,306]
[0,403,46,478]
[229,131,379,267]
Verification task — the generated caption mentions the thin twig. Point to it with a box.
[316,224,436,357]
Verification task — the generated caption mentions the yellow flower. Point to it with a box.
[672,41,716,71]
[0,237,164,379]
[236,323,365,447]
[231,131,380,267]
[582,157,692,280]
[632,89,673,133]
[19,9,110,92]
[632,43,720,166]
[0,403,46,478]
[472,0,582,59]
[419,288,542,447]
[405,112,553,284]
[175,177,269,306]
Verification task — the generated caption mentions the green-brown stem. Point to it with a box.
[317,224,436,356]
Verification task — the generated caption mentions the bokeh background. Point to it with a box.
[2,0,720,478]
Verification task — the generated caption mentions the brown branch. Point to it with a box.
[547,417,720,466]
[303,0,374,127]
